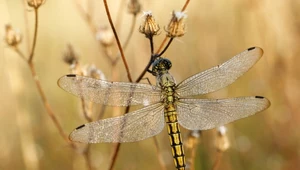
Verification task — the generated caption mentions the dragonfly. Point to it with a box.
[58,47,270,170]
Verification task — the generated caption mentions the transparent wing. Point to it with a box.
[177,96,270,130]
[69,103,165,143]
[177,47,263,97]
[58,74,161,106]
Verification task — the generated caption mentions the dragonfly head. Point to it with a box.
[151,58,172,76]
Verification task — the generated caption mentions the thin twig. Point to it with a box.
[22,0,30,53]
[26,9,74,146]
[108,143,121,170]
[87,0,94,21]
[111,14,138,66]
[155,36,168,54]
[101,7,138,169]
[83,144,93,170]
[122,15,137,50]
[74,0,97,33]
[185,131,201,170]
[13,47,27,62]
[103,0,133,82]
[81,98,93,122]
[150,36,154,55]
[28,8,38,63]
[28,61,75,148]
[135,37,156,82]
[211,152,223,170]
[12,7,76,149]
[157,38,173,57]
[114,0,126,32]
[108,51,155,170]
[181,0,190,11]
[153,137,167,170]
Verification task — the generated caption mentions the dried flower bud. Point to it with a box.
[139,11,160,38]
[5,25,22,47]
[165,11,187,38]
[96,26,115,47]
[82,65,106,80]
[27,0,46,8]
[62,44,78,65]
[215,126,230,152]
[185,130,201,149]
[127,0,141,15]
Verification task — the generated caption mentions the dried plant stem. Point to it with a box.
[136,38,155,82]
[185,131,201,170]
[81,99,93,122]
[28,62,75,147]
[108,143,121,170]
[22,0,30,53]
[28,8,38,63]
[114,0,126,31]
[26,9,74,147]
[103,0,133,82]
[87,0,94,20]
[12,8,76,149]
[13,47,27,62]
[153,137,167,170]
[211,152,223,170]
[71,61,94,170]
[83,144,93,170]
[157,38,173,57]
[75,1,115,64]
[181,0,190,11]
[150,36,154,54]
[108,51,157,170]
[75,0,97,33]
[156,36,168,54]
[122,15,137,50]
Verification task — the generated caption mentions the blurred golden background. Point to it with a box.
[1,0,300,170]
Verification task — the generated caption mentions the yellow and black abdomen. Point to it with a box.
[164,103,186,170]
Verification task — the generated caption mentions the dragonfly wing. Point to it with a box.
[177,96,270,130]
[69,103,165,143]
[58,74,161,106]
[177,47,263,97]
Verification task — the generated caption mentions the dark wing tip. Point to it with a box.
[75,124,85,130]
[255,96,264,99]
[248,47,256,51]
[66,74,77,77]
[247,46,264,57]
[255,96,271,109]
[57,74,77,87]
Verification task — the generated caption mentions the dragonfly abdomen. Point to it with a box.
[164,104,186,170]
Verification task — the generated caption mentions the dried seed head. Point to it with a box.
[5,24,22,47]
[165,11,187,38]
[139,11,160,38]
[62,44,78,65]
[82,65,106,80]
[27,0,46,8]
[127,0,141,15]
[185,130,201,149]
[215,126,230,152]
[96,26,115,47]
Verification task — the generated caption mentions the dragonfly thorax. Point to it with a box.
[151,58,172,76]
[157,73,176,87]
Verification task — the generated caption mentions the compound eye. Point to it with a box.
[164,59,172,70]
